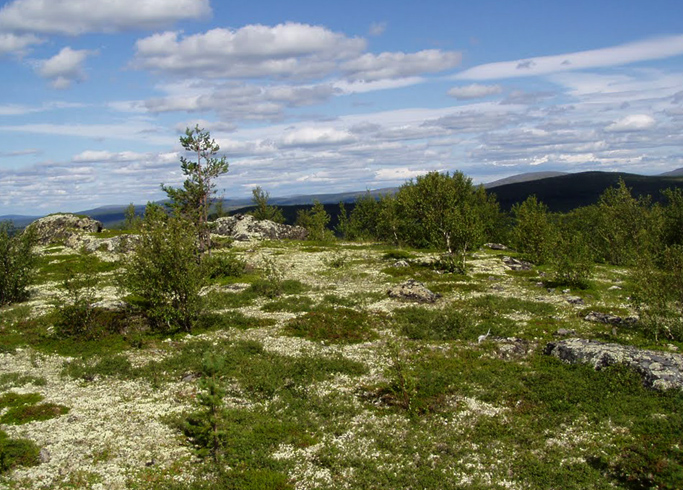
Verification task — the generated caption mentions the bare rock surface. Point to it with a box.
[545,338,683,390]
[387,279,440,303]
[65,232,139,253]
[26,214,103,245]
[212,214,308,242]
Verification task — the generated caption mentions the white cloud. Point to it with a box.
[368,22,387,36]
[447,83,502,100]
[72,150,143,163]
[281,127,357,147]
[0,32,41,55]
[605,114,656,132]
[133,23,366,79]
[342,49,461,81]
[457,34,683,80]
[0,0,210,35]
[374,167,431,181]
[36,46,95,89]
[333,77,424,94]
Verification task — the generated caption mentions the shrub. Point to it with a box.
[393,306,473,341]
[248,186,284,224]
[0,222,36,306]
[119,204,205,333]
[511,195,557,264]
[0,430,40,474]
[204,253,247,279]
[551,231,593,289]
[295,200,334,242]
[284,307,379,343]
[54,253,102,339]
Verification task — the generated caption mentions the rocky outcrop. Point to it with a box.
[387,279,440,303]
[212,214,308,242]
[545,338,683,391]
[26,214,103,245]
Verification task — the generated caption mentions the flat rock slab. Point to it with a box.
[545,338,683,391]
[27,214,103,245]
[387,279,440,303]
[584,311,638,326]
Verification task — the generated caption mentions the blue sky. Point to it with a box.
[1,0,683,215]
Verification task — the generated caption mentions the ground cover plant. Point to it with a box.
[1,175,683,489]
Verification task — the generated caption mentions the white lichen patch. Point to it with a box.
[0,350,197,489]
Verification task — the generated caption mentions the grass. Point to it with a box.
[283,307,381,344]
[2,238,683,489]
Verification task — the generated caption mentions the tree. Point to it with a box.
[161,125,228,253]
[511,195,557,264]
[119,204,205,333]
[395,171,489,260]
[296,200,333,241]
[0,222,36,306]
[248,186,284,223]
[123,203,141,231]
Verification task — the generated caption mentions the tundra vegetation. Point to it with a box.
[1,134,682,488]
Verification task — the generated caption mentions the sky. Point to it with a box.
[1,0,683,215]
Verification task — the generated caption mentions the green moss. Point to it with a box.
[284,307,380,344]
[0,430,40,474]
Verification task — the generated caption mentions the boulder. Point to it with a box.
[544,338,683,390]
[212,214,308,242]
[387,279,440,303]
[65,233,139,254]
[484,243,508,250]
[502,256,533,271]
[583,311,638,326]
[26,214,103,245]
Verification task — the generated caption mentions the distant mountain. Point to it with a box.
[0,215,42,228]
[490,171,683,212]
[660,167,683,177]
[484,171,568,189]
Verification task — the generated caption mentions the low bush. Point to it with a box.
[0,430,40,474]
[284,307,379,344]
[0,222,36,306]
[204,253,247,279]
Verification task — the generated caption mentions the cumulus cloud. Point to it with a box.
[0,0,210,35]
[457,34,683,80]
[133,23,366,79]
[0,32,41,55]
[36,46,95,89]
[342,49,461,82]
[447,83,502,100]
[605,114,656,132]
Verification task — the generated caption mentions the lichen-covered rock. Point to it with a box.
[583,311,638,326]
[387,279,440,303]
[544,338,683,390]
[502,256,533,271]
[212,214,308,242]
[65,233,139,254]
[26,214,103,245]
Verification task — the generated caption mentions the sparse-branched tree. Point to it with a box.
[123,203,141,231]
[335,202,350,239]
[161,126,228,253]
[249,186,284,223]
[0,222,36,306]
[347,192,380,240]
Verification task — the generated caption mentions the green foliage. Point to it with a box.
[184,352,226,463]
[0,430,39,474]
[0,392,68,425]
[393,306,473,341]
[123,203,141,231]
[0,222,36,306]
[261,296,314,313]
[511,195,557,264]
[119,204,205,333]
[0,373,46,390]
[335,202,350,238]
[394,172,499,259]
[593,179,659,266]
[54,253,103,339]
[346,192,381,240]
[661,186,683,246]
[295,200,334,241]
[550,230,594,289]
[249,187,284,224]
[203,253,247,280]
[631,245,683,341]
[161,126,229,252]
[284,307,380,343]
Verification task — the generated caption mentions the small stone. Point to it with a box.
[566,296,584,305]
[485,243,508,250]
[608,285,623,291]
[39,448,50,463]
[554,328,577,337]
[393,260,410,268]
[562,288,571,294]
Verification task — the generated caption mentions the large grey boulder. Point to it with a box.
[212,214,308,242]
[545,338,683,391]
[26,214,103,245]
[387,279,440,303]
